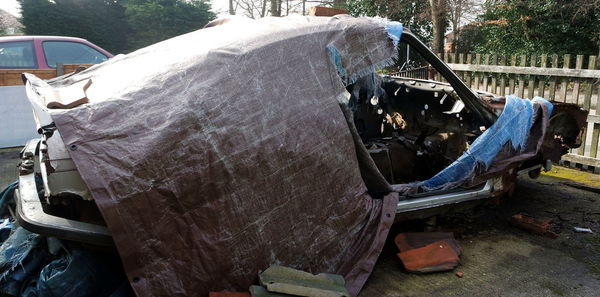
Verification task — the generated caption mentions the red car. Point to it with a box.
[0,35,113,69]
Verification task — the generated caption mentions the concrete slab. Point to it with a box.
[360,174,600,297]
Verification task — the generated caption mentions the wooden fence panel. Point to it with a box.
[439,51,600,168]
[0,64,92,86]
[517,55,526,98]
[527,54,536,99]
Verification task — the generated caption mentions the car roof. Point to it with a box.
[0,36,89,43]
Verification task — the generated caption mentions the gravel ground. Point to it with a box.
[361,170,600,297]
[0,146,20,189]
[1,147,599,297]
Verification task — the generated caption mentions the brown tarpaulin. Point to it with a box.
[27,16,401,296]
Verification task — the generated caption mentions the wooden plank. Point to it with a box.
[482,54,489,92]
[509,55,517,94]
[0,64,87,86]
[458,53,466,81]
[538,54,547,97]
[549,55,559,100]
[559,54,571,102]
[435,53,442,82]
[562,153,600,167]
[499,55,506,96]
[527,54,536,99]
[590,123,600,159]
[572,55,584,106]
[583,56,597,110]
[445,63,600,79]
[465,54,473,88]
[0,69,55,86]
[517,55,526,97]
[578,124,588,156]
[491,55,498,94]
[593,83,600,158]
[474,54,481,91]
[62,64,92,74]
[588,114,600,124]
[596,80,600,111]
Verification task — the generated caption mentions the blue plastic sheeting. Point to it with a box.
[421,95,553,190]
[0,182,132,297]
[327,45,349,83]
[0,225,129,297]
[36,250,125,297]
[327,20,403,86]
[385,22,403,46]
[0,227,46,296]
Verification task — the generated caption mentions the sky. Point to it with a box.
[0,0,231,17]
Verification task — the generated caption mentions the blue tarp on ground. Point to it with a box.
[0,181,132,297]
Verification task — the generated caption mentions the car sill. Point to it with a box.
[396,179,494,213]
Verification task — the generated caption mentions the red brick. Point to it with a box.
[510,214,558,238]
[397,240,461,273]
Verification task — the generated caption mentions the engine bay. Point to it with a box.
[348,75,486,184]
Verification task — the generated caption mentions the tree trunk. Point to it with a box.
[228,0,234,15]
[302,0,306,15]
[429,0,447,53]
[270,0,281,16]
[261,0,267,17]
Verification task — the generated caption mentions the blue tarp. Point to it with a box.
[0,182,132,297]
[421,95,553,190]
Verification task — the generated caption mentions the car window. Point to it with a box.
[43,41,108,68]
[0,41,37,68]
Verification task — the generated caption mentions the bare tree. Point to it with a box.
[271,0,281,16]
[232,0,269,18]
[232,0,308,18]
[447,0,481,52]
[429,0,448,53]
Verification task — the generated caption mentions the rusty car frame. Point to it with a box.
[15,27,587,246]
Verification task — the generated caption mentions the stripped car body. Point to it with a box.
[15,16,586,296]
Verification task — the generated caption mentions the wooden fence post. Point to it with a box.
[527,54,536,99]
[573,55,584,105]
[474,54,481,91]
[466,54,473,88]
[499,55,506,96]
[583,56,597,110]
[549,54,559,100]
[559,54,571,102]
[508,55,517,94]
[482,54,490,92]
[538,54,547,97]
[517,55,526,97]
[491,55,498,94]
